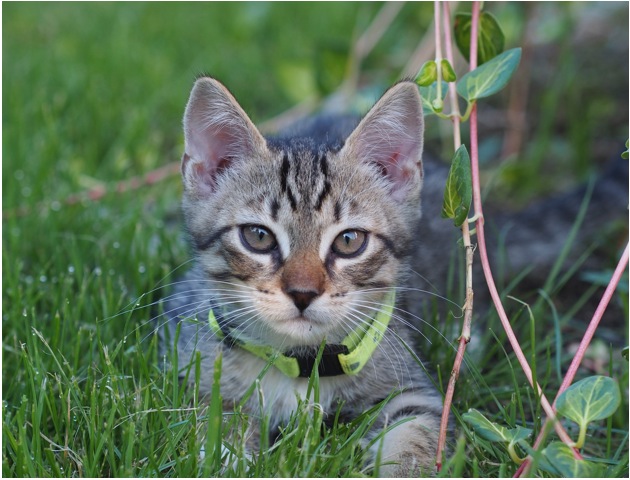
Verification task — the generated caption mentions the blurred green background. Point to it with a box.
[4,2,628,211]
[2,2,628,477]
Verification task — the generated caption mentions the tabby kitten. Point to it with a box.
[162,77,442,476]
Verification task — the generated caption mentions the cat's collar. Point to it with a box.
[207,290,396,378]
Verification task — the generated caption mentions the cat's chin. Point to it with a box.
[267,316,339,348]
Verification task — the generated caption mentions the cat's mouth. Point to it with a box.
[270,314,335,346]
[289,314,315,324]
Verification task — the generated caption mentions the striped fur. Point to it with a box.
[162,77,442,476]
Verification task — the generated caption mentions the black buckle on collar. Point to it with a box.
[285,344,350,378]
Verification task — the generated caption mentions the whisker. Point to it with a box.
[349,299,479,375]
[353,285,463,311]
[343,308,412,385]
[104,274,258,322]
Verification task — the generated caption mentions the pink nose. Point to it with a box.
[281,250,326,313]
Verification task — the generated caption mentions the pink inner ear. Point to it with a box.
[373,148,421,203]
[380,151,413,183]
[182,156,220,197]
[182,78,267,197]
[183,124,237,195]
[193,161,216,187]
[344,82,424,202]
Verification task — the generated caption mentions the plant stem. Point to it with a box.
[556,242,629,396]
[507,441,525,465]
[3,162,182,219]
[466,0,579,453]
[471,87,578,450]
[434,0,444,108]
[470,51,581,472]
[442,1,461,149]
[516,242,629,476]
[435,1,473,472]
[469,1,479,70]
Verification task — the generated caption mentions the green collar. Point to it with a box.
[208,290,396,378]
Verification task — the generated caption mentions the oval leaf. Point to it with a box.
[462,408,511,443]
[441,145,472,227]
[418,81,448,116]
[519,441,562,476]
[454,11,506,65]
[416,60,438,87]
[454,13,473,62]
[556,375,621,427]
[507,425,533,444]
[456,48,521,102]
[440,59,457,83]
[542,442,605,478]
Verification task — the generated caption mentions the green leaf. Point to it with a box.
[556,375,621,449]
[462,409,512,443]
[456,48,521,102]
[440,59,457,82]
[463,409,534,464]
[416,60,438,87]
[441,145,472,227]
[542,442,605,478]
[520,441,561,475]
[622,139,629,159]
[418,81,448,116]
[508,425,533,443]
[622,346,629,361]
[506,426,533,464]
[556,375,621,425]
[454,12,505,65]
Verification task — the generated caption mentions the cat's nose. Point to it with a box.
[286,289,320,313]
[281,250,326,313]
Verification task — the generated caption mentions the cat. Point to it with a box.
[161,77,443,476]
[160,76,628,476]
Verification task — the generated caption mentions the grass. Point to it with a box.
[3,2,628,477]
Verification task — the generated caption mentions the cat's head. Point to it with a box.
[180,77,424,350]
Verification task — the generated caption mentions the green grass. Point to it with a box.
[3,2,628,477]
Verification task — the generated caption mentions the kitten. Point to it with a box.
[161,77,442,476]
[160,76,628,476]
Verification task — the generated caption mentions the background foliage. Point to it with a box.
[3,2,628,477]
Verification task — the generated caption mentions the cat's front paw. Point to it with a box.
[372,412,440,477]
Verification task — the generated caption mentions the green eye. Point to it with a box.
[332,230,368,257]
[240,225,277,253]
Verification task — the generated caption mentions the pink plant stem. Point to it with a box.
[516,242,629,476]
[435,2,467,472]
[467,0,579,450]
[556,242,629,395]
[469,1,479,70]
[3,162,181,219]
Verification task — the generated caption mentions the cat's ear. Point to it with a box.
[182,77,268,197]
[343,81,424,202]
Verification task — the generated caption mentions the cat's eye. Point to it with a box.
[240,225,278,253]
[331,230,368,257]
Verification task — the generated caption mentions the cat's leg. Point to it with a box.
[369,390,443,477]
